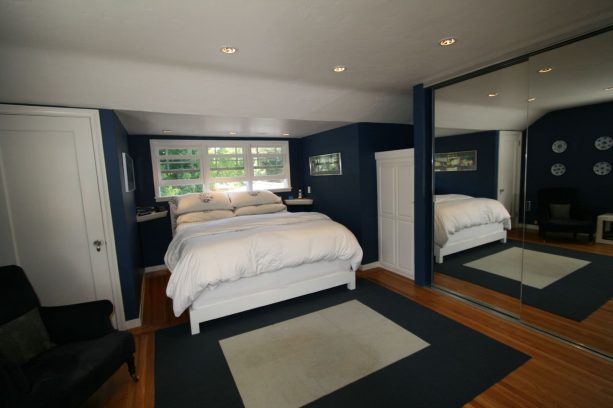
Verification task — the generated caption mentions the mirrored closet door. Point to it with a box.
[521,30,613,356]
[432,61,529,317]
[432,28,613,357]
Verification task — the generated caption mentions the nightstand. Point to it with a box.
[285,198,314,212]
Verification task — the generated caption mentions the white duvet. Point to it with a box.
[165,212,363,316]
[434,194,511,247]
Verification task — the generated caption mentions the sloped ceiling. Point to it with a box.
[435,30,613,136]
[0,0,612,137]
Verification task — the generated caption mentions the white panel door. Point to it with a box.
[0,112,115,308]
[379,217,396,266]
[378,165,396,218]
[397,220,414,278]
[376,149,414,279]
[497,131,522,225]
[397,162,413,221]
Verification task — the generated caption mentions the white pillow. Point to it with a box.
[228,191,282,208]
[234,203,287,216]
[172,192,233,215]
[176,210,235,225]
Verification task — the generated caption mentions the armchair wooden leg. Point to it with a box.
[127,355,139,382]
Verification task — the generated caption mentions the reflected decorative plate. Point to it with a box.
[550,163,566,176]
[593,161,611,176]
[551,140,567,153]
[594,136,612,151]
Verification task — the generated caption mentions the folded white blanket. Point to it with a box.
[165,212,363,316]
[435,195,511,247]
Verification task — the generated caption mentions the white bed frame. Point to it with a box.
[188,269,355,335]
[168,202,356,335]
[434,223,507,264]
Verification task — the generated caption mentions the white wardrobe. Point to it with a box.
[375,148,414,279]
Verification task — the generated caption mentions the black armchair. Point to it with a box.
[0,265,137,408]
[537,188,595,240]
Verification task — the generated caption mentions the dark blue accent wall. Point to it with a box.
[99,110,142,321]
[525,101,613,224]
[301,123,413,264]
[434,131,499,199]
[413,84,434,286]
[128,135,303,267]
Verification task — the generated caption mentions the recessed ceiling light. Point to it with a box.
[604,86,613,91]
[528,97,536,102]
[282,132,290,136]
[439,37,456,47]
[488,92,499,97]
[538,67,553,73]
[162,130,173,134]
[220,46,237,54]
[333,65,347,73]
[228,131,237,135]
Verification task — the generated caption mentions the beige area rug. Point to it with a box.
[464,247,590,289]
[219,300,429,408]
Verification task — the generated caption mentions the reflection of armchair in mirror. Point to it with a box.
[536,187,595,240]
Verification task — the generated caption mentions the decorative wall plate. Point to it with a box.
[551,140,567,153]
[594,136,613,151]
[593,161,611,176]
[550,163,566,176]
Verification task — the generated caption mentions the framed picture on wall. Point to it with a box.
[122,152,136,192]
[434,150,477,172]
[309,152,342,176]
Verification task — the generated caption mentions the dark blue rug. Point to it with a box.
[155,280,529,407]
[435,240,613,321]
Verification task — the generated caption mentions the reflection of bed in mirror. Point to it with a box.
[434,194,511,263]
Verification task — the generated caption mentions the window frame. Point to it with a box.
[150,139,292,201]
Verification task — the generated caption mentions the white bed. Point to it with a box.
[165,191,363,335]
[434,194,511,263]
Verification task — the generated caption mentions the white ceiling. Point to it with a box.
[0,0,612,137]
[435,29,613,136]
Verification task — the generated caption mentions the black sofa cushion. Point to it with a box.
[21,331,135,408]
[0,308,55,365]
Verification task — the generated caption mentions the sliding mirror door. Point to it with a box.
[521,30,613,356]
[432,62,529,316]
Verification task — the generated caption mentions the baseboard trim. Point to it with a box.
[518,223,539,231]
[123,318,142,330]
[359,262,381,270]
[145,264,167,273]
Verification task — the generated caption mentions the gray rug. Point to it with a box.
[464,247,590,289]
[220,300,429,408]
[155,280,530,407]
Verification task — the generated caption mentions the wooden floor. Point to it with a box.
[434,228,613,355]
[85,268,613,408]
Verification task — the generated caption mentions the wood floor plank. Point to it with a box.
[84,268,613,407]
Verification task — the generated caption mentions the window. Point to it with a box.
[150,140,291,199]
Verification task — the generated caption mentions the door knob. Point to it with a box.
[93,240,103,252]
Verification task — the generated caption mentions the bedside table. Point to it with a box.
[285,198,314,212]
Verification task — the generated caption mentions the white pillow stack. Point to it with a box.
[228,191,286,215]
[172,192,233,215]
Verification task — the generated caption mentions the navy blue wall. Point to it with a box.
[99,110,142,321]
[128,135,302,267]
[301,123,413,264]
[434,131,499,199]
[413,84,434,286]
[525,101,613,224]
